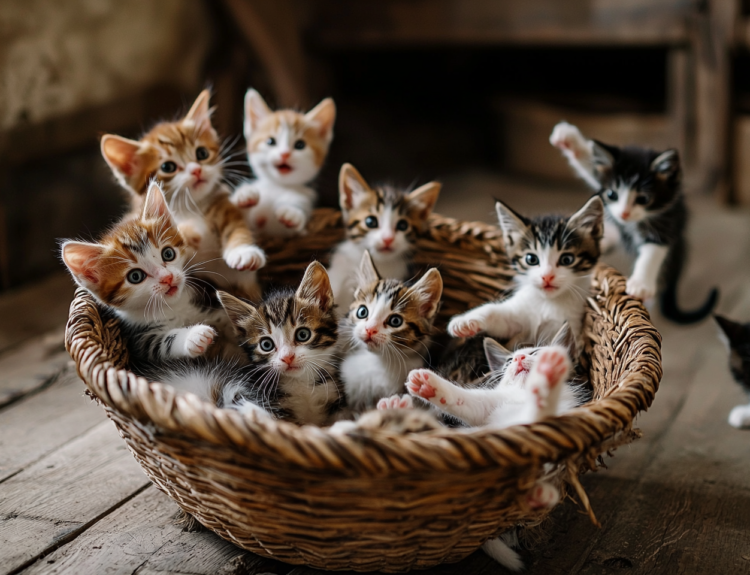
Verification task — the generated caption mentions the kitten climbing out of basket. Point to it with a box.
[231,89,336,237]
[61,181,239,366]
[550,121,718,324]
[715,315,750,429]
[340,251,443,411]
[328,163,441,313]
[217,262,346,425]
[448,196,604,352]
[100,89,265,297]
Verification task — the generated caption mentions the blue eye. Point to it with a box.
[161,247,176,261]
[266,137,276,146]
[160,161,177,174]
[365,216,378,229]
[559,253,575,266]
[259,337,275,352]
[525,254,539,266]
[295,328,312,342]
[356,305,368,319]
[606,189,618,201]
[127,269,146,284]
[387,315,403,328]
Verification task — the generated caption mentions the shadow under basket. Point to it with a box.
[65,208,662,573]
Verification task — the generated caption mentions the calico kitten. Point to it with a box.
[340,251,443,411]
[61,182,240,367]
[328,163,441,313]
[447,196,604,353]
[232,89,336,236]
[550,121,718,324]
[100,89,265,297]
[714,315,750,429]
[217,262,346,426]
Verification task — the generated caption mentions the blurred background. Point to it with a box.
[0,0,746,291]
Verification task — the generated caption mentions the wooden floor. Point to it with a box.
[2,175,750,575]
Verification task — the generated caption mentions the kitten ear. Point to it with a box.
[495,200,531,251]
[61,241,106,288]
[567,196,604,242]
[296,261,334,310]
[406,268,443,319]
[141,181,174,224]
[339,163,375,213]
[650,149,680,180]
[591,140,617,178]
[714,315,746,348]
[483,338,513,372]
[244,89,273,140]
[357,250,381,288]
[305,97,336,144]
[217,290,260,338]
[406,182,441,221]
[101,135,154,190]
[183,89,214,135]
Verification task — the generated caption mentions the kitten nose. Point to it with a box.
[280,151,291,161]
[621,210,630,220]
[281,354,296,366]
[365,327,379,339]
[191,166,202,178]
[382,236,394,247]
[515,354,526,362]
[542,274,556,285]
[160,273,174,286]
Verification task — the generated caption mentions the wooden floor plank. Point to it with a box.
[0,369,106,483]
[0,420,149,574]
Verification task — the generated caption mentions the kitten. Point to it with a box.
[340,251,443,412]
[232,89,336,237]
[447,196,604,354]
[550,121,718,324]
[714,315,750,429]
[328,163,441,313]
[217,261,346,426]
[100,89,265,297]
[61,181,240,368]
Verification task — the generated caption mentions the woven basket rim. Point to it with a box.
[65,224,662,475]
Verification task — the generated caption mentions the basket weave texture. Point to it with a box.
[65,209,662,572]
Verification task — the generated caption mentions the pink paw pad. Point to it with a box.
[536,350,568,388]
[238,198,258,208]
[527,483,559,509]
[280,218,297,228]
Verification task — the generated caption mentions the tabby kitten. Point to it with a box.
[232,89,336,236]
[217,262,346,426]
[448,196,604,353]
[100,89,265,297]
[714,315,750,429]
[340,251,443,411]
[61,182,239,367]
[328,163,441,313]
[550,121,718,324]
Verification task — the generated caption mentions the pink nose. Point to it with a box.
[382,236,394,247]
[191,166,202,178]
[621,211,630,220]
[365,327,378,339]
[515,354,526,362]
[542,274,556,285]
[280,151,291,161]
[281,354,295,366]
[160,274,174,286]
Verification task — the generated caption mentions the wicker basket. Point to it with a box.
[65,208,662,572]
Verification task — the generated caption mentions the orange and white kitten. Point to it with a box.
[232,89,336,237]
[328,163,441,313]
[100,89,265,297]
[61,181,239,367]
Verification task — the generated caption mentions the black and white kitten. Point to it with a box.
[550,121,718,324]
[715,315,750,429]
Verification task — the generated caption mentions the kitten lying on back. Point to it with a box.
[340,251,443,411]
[550,121,718,324]
[232,89,336,237]
[100,89,265,298]
[328,163,441,313]
[217,262,346,426]
[448,196,604,354]
[715,315,750,429]
[61,182,240,368]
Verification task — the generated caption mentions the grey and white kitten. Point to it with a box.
[550,121,718,324]
[447,196,604,355]
[339,251,443,412]
[217,261,346,426]
[715,315,750,429]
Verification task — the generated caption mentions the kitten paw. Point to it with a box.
[224,245,266,271]
[526,481,560,509]
[529,348,570,409]
[447,316,484,338]
[185,324,217,357]
[728,404,750,429]
[233,184,260,208]
[377,394,414,410]
[549,122,588,157]
[626,276,656,302]
[405,369,452,406]
[275,206,307,232]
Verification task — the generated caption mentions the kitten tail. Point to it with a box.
[482,533,524,572]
